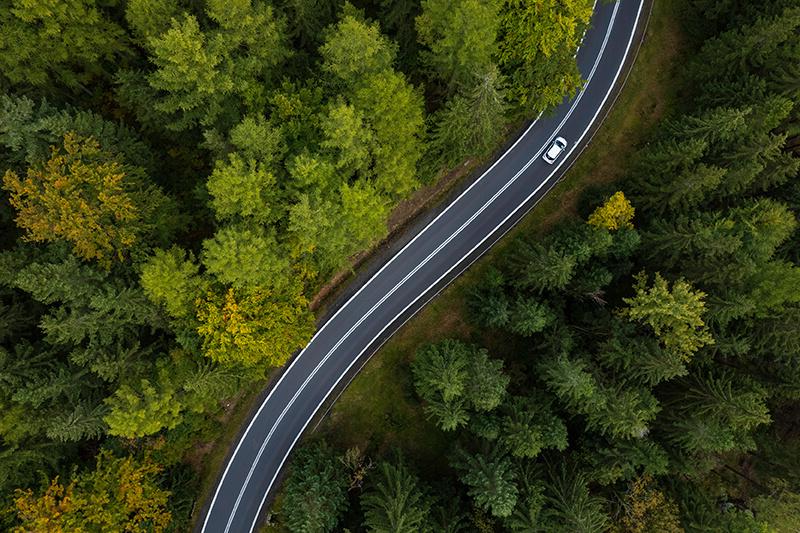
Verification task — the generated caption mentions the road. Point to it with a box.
[200,1,646,531]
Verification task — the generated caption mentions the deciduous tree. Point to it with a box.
[195,285,314,368]
[13,451,171,532]
[2,133,167,267]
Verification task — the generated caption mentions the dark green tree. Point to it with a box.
[282,442,349,533]
[361,455,431,533]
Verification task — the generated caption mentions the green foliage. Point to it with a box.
[141,0,288,131]
[322,13,426,198]
[125,0,180,44]
[453,446,518,518]
[104,378,182,438]
[0,0,127,91]
[361,455,431,533]
[621,272,714,361]
[207,154,278,223]
[140,247,202,320]
[495,396,568,459]
[411,340,509,431]
[202,225,291,290]
[430,66,507,168]
[661,372,771,456]
[416,0,501,92]
[497,0,593,115]
[541,464,609,532]
[282,442,349,533]
[320,14,397,84]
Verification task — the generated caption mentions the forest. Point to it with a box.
[276,0,800,532]
[0,0,798,531]
[0,0,596,530]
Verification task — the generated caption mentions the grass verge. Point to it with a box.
[279,0,690,524]
[197,0,688,528]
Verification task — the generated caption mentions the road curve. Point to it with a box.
[200,1,646,531]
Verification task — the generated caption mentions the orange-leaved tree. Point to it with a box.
[2,132,149,267]
[13,451,171,532]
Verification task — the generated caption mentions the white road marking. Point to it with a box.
[201,0,643,530]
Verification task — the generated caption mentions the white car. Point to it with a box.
[542,137,568,164]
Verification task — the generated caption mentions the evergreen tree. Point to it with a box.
[282,442,349,533]
[541,464,608,533]
[430,66,507,168]
[453,446,518,518]
[361,456,431,533]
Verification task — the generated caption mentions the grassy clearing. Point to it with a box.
[312,0,687,484]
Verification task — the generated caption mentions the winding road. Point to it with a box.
[199,1,647,530]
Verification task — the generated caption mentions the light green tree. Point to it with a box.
[201,225,291,290]
[207,154,278,223]
[416,0,501,91]
[140,247,203,319]
[104,378,182,438]
[621,272,714,360]
[0,0,127,90]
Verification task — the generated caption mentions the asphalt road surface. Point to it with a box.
[200,1,647,530]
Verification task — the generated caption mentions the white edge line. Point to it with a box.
[202,45,550,533]
[202,0,637,528]
[245,0,643,530]
[227,3,620,528]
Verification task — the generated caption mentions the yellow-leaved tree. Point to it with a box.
[588,191,636,230]
[196,285,315,368]
[2,132,167,267]
[13,451,171,532]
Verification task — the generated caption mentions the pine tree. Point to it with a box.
[465,348,509,412]
[453,446,518,518]
[282,442,349,533]
[498,396,568,458]
[361,456,431,533]
[430,66,507,168]
[541,463,609,533]
[412,339,469,403]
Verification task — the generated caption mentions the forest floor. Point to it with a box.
[192,0,688,528]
